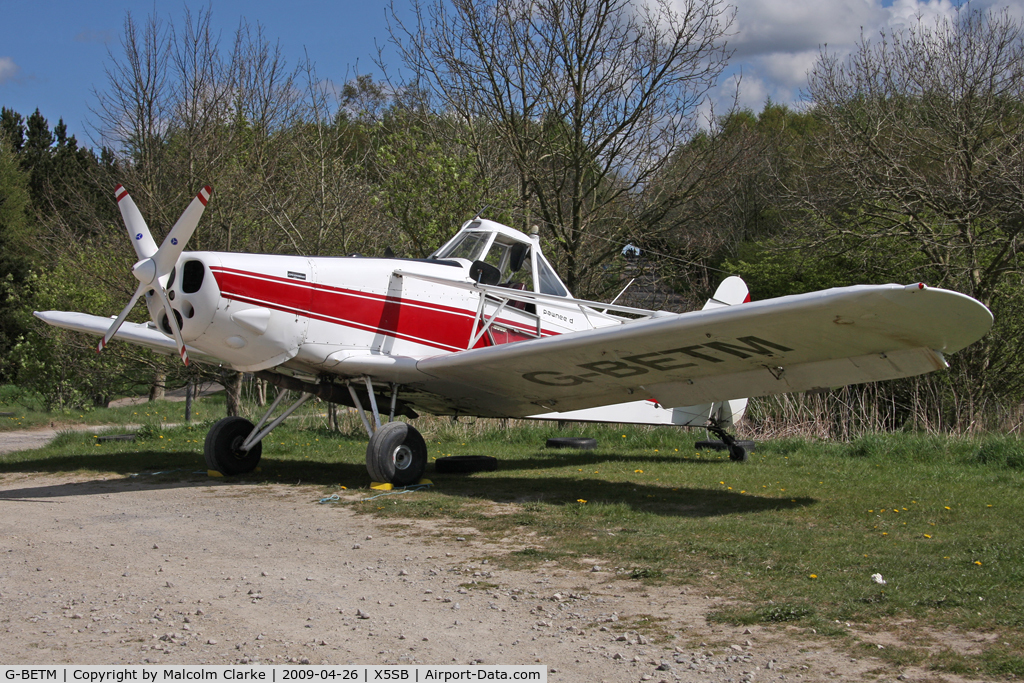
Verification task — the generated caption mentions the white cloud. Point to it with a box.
[0,57,19,84]
[756,49,820,91]
[726,0,886,58]
[682,0,1024,113]
[884,0,957,31]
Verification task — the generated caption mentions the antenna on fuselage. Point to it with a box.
[473,204,490,220]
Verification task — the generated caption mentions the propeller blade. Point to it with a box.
[96,283,146,354]
[152,284,190,366]
[115,185,158,260]
[153,185,213,276]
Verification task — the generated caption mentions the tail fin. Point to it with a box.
[703,276,750,426]
[702,275,750,310]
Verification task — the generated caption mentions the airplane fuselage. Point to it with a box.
[162,251,614,375]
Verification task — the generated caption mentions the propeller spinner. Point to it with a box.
[97,185,213,366]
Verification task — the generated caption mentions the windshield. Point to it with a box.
[435,224,570,297]
[438,231,491,261]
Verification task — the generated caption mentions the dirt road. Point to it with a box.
[0,437,964,681]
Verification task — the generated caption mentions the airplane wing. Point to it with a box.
[407,283,992,418]
[33,311,222,364]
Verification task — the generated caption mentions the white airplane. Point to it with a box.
[36,185,993,484]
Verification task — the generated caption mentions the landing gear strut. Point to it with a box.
[347,378,427,485]
[203,376,426,485]
[204,389,313,475]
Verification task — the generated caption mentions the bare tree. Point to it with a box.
[247,60,381,257]
[386,0,733,296]
[803,6,1024,405]
[806,7,1024,308]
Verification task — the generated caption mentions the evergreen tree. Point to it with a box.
[0,138,31,381]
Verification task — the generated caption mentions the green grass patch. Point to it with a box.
[2,421,1023,678]
[0,385,333,433]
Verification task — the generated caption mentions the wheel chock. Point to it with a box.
[370,478,433,491]
[207,470,224,477]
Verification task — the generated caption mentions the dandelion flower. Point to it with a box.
[577,499,587,504]
[809,574,818,579]
[974,561,982,566]
[634,469,643,473]
[924,534,932,539]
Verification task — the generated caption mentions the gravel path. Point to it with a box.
[0,426,110,456]
[0,433,968,681]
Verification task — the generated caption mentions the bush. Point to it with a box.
[976,436,1024,470]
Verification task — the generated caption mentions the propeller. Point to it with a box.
[97,185,213,366]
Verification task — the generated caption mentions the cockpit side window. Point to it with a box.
[537,257,568,296]
[483,240,511,275]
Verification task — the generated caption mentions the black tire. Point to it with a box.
[204,416,261,475]
[728,444,750,462]
[694,439,756,452]
[545,437,597,450]
[435,455,498,474]
[366,422,428,486]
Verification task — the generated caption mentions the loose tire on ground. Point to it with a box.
[366,422,428,486]
[434,455,498,474]
[545,436,598,449]
[204,416,261,475]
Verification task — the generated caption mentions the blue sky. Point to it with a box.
[0,1,400,144]
[1,0,1015,146]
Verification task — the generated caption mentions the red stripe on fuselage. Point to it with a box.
[210,267,552,352]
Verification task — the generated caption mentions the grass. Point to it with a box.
[0,385,223,432]
[0,384,328,432]
[1,407,1022,679]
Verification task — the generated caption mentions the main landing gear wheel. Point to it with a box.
[204,416,262,475]
[366,421,428,486]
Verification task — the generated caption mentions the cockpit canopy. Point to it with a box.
[432,219,570,297]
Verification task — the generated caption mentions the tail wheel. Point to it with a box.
[366,422,427,486]
[728,443,749,462]
[204,416,261,475]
